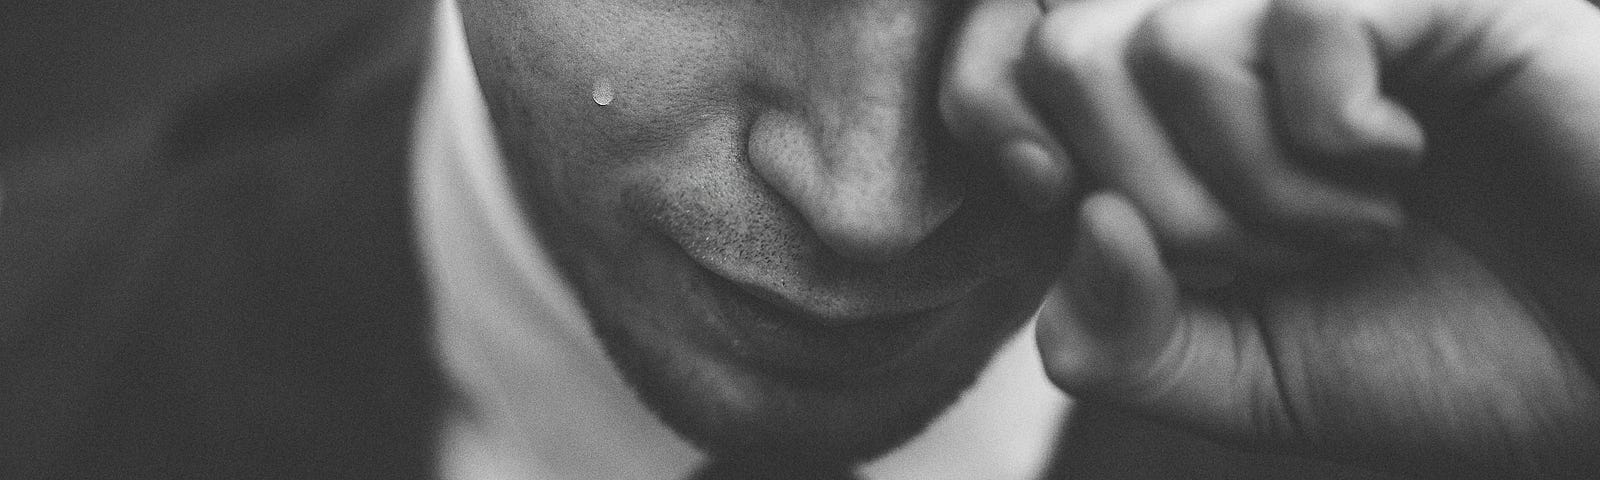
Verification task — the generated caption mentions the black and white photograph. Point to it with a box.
[3,0,1598,478]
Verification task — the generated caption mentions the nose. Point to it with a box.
[747,1,964,262]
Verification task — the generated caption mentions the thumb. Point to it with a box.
[1037,191,1181,395]
[1038,192,1301,445]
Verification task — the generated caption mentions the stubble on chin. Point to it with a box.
[573,257,1053,468]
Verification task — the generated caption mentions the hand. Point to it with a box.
[941,0,1600,477]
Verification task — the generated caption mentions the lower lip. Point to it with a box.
[691,265,948,380]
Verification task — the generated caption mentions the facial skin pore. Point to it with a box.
[458,0,1068,467]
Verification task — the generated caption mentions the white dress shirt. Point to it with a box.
[411,1,1073,478]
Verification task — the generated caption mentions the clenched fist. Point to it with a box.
[940,0,1600,477]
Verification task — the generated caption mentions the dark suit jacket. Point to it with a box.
[0,3,1404,479]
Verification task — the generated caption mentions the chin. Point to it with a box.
[488,76,1070,466]
[572,239,1057,467]
[522,156,1069,467]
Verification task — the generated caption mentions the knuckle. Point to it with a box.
[1030,8,1129,82]
[1139,4,1224,77]
[1128,1,1253,101]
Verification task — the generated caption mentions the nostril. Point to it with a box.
[748,110,962,264]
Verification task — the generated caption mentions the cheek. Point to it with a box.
[461,0,766,236]
[463,0,757,154]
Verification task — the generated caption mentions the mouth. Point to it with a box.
[708,251,986,326]
[688,260,969,380]
[622,159,1061,380]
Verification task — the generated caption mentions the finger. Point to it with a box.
[1024,0,1310,280]
[1039,191,1293,444]
[1266,0,1426,178]
[941,0,1072,210]
[1130,0,1408,250]
[1037,191,1179,393]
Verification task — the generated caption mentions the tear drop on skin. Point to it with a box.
[592,80,614,106]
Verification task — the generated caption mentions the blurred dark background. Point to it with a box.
[1,0,417,150]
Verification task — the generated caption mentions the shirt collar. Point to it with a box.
[412,1,1072,478]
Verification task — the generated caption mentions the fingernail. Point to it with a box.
[1347,95,1426,170]
[999,139,1071,211]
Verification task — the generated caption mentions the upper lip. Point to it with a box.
[623,172,1023,328]
[692,251,988,327]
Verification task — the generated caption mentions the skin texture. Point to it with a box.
[458,0,1068,468]
[459,0,1600,475]
[1022,0,1600,477]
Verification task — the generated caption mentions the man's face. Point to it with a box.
[459,0,1066,466]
